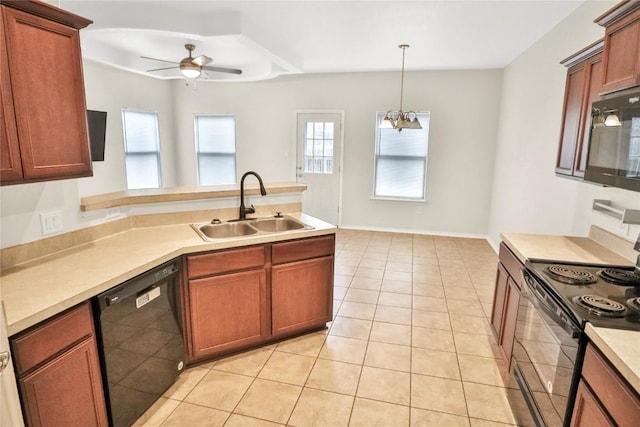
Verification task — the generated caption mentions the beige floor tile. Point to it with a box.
[384,270,413,282]
[224,414,284,426]
[337,301,377,320]
[356,366,410,405]
[445,287,479,301]
[412,326,455,352]
[344,288,380,304]
[235,379,302,424]
[412,263,441,275]
[350,276,382,290]
[469,418,518,427]
[412,347,460,380]
[411,374,468,416]
[413,255,439,266]
[369,321,412,346]
[160,402,229,427]
[412,283,445,298]
[305,358,362,395]
[447,299,486,317]
[334,275,353,287]
[359,258,387,269]
[453,332,501,358]
[355,267,385,279]
[133,397,179,427]
[374,305,412,325]
[319,335,368,364]
[385,261,412,272]
[212,348,273,377]
[413,296,448,312]
[362,251,388,261]
[258,351,316,386]
[463,382,517,425]
[184,370,253,411]
[364,341,411,372]
[412,310,451,330]
[387,254,412,264]
[335,264,358,276]
[275,331,327,357]
[329,316,372,340]
[381,279,413,294]
[334,286,348,300]
[410,408,470,427]
[349,398,410,427]
[450,314,493,335]
[288,388,354,427]
[413,272,443,285]
[378,291,413,308]
[458,354,509,387]
[162,366,208,400]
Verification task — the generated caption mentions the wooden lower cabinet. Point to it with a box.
[570,381,614,427]
[491,243,522,365]
[11,302,107,427]
[19,338,107,427]
[187,269,268,361]
[272,255,333,337]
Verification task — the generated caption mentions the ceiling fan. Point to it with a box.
[142,43,242,79]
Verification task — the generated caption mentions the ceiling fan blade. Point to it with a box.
[146,66,179,72]
[141,56,178,65]
[202,65,243,75]
[192,55,212,66]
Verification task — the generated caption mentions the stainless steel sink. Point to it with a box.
[193,222,258,239]
[191,215,313,241]
[249,217,307,232]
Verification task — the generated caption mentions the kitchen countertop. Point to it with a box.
[501,231,639,395]
[0,213,335,336]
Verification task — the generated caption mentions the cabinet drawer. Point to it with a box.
[498,243,523,289]
[11,302,94,375]
[272,235,335,265]
[188,245,265,278]
[582,343,640,427]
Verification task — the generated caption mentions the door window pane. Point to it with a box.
[303,121,335,174]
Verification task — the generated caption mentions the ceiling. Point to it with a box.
[59,0,586,82]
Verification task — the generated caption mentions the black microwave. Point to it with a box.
[585,91,640,192]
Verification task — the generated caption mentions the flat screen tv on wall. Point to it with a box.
[87,110,107,162]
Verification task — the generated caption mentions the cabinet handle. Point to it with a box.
[0,351,10,374]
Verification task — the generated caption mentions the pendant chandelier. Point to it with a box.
[380,44,422,132]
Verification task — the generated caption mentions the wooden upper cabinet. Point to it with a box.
[0,1,93,185]
[596,1,640,94]
[556,42,603,178]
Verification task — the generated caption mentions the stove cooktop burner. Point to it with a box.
[545,265,598,285]
[572,295,628,317]
[627,297,640,314]
[598,268,640,286]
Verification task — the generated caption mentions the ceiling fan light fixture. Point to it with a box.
[180,62,201,79]
[380,44,422,132]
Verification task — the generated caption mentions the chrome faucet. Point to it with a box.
[239,171,267,220]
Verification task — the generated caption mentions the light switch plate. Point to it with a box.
[40,210,63,236]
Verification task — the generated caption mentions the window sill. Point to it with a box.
[370,196,427,203]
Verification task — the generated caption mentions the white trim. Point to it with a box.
[338,224,489,241]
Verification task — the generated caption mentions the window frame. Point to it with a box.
[121,108,162,190]
[372,111,430,202]
[194,114,238,186]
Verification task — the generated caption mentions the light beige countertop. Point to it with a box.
[0,213,335,336]
[501,229,639,394]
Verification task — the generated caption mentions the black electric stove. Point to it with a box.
[525,261,640,331]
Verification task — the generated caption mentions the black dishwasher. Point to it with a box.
[93,259,185,427]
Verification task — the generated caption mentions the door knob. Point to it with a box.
[0,351,10,374]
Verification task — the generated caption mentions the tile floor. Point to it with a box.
[134,229,519,426]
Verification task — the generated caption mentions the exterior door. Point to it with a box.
[296,112,343,225]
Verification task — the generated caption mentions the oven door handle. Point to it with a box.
[521,270,581,339]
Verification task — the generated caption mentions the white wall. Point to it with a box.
[171,70,503,236]
[487,0,640,248]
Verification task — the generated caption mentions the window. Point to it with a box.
[195,115,237,185]
[303,121,334,174]
[121,109,161,189]
[373,112,430,200]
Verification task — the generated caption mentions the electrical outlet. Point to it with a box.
[40,210,63,236]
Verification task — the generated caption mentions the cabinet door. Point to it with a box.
[19,337,108,427]
[557,62,586,176]
[570,381,614,427]
[601,9,640,94]
[187,269,268,360]
[0,8,22,182]
[272,256,333,337]
[490,263,509,341]
[574,54,603,177]
[2,7,92,181]
[499,277,520,363]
